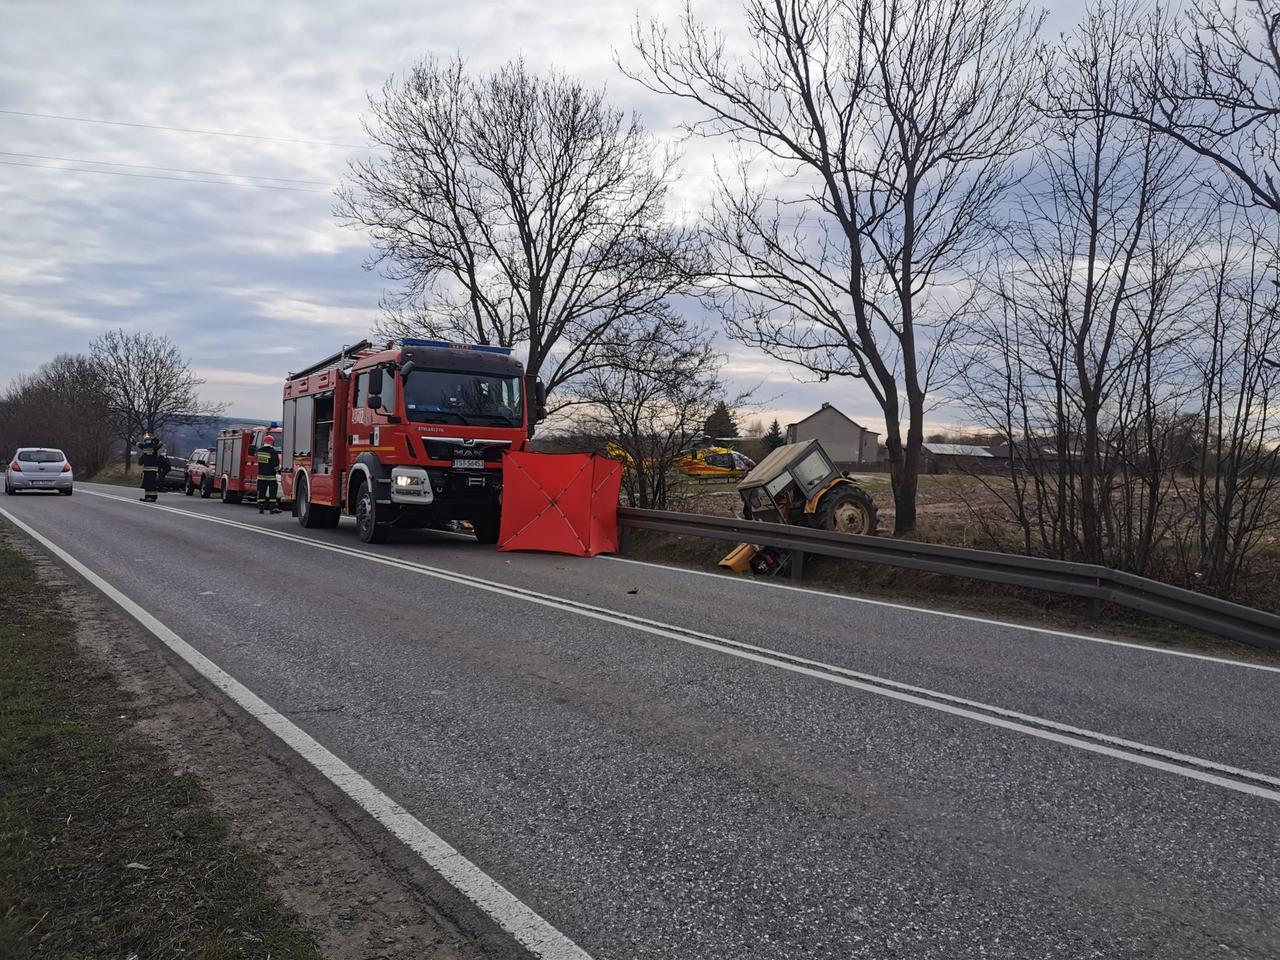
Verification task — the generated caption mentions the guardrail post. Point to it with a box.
[791,550,806,581]
[1086,596,1102,621]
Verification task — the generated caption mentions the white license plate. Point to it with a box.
[452,458,485,471]
[33,479,53,485]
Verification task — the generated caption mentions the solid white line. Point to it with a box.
[0,505,593,960]
[73,489,1280,803]
[603,554,1280,674]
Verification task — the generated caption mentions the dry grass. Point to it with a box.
[0,540,319,959]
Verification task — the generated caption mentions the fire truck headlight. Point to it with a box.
[389,467,433,503]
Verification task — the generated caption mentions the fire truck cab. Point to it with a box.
[279,338,545,544]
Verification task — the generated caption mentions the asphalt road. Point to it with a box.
[4,482,1279,959]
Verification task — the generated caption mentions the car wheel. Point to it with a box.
[60,487,73,497]
[355,482,391,544]
[184,474,194,496]
[200,475,214,499]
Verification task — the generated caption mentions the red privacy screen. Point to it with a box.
[497,452,623,557]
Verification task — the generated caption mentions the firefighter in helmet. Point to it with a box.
[136,433,167,503]
[256,434,281,515]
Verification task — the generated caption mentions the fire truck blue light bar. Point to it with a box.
[399,338,514,356]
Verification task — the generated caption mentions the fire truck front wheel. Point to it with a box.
[354,482,392,544]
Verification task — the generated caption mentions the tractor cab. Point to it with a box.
[722,439,878,575]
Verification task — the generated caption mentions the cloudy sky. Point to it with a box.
[0,0,1077,434]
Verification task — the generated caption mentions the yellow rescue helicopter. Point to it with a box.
[605,439,756,480]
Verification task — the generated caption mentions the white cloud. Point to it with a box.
[0,0,1054,431]
[193,368,283,386]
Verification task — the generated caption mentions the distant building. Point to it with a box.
[786,403,880,466]
[921,442,1004,474]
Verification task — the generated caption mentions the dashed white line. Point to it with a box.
[59,489,1280,803]
[603,553,1280,673]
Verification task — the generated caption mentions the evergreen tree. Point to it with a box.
[763,417,786,450]
[703,400,738,437]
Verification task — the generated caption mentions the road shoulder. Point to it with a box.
[0,522,504,959]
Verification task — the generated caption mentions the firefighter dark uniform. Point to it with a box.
[137,436,166,503]
[256,438,281,514]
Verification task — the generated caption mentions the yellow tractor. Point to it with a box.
[720,439,878,575]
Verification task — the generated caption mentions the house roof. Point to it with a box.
[922,443,996,458]
[786,403,879,437]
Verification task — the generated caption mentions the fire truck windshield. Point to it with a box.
[402,368,523,426]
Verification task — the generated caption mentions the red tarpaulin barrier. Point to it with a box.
[498,452,623,556]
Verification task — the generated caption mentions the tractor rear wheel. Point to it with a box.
[813,484,878,536]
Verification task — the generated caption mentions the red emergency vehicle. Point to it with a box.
[278,339,546,544]
[214,424,283,504]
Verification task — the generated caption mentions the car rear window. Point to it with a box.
[17,450,65,463]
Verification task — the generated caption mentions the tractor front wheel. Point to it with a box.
[813,485,878,536]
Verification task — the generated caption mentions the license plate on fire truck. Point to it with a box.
[452,458,485,471]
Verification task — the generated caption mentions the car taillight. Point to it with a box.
[62,462,72,472]
[9,461,20,472]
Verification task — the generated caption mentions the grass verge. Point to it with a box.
[0,538,320,959]
[83,463,137,488]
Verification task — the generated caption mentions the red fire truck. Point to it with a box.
[214,424,283,504]
[278,339,546,544]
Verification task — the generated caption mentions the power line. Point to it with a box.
[0,159,329,193]
[0,151,334,186]
[0,108,366,149]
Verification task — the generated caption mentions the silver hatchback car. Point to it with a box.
[5,447,74,495]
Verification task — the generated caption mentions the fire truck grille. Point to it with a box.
[421,439,507,462]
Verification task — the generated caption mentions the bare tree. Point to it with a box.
[338,57,697,414]
[0,354,114,475]
[628,0,1043,533]
[1173,211,1280,595]
[962,1,1209,569]
[573,316,739,509]
[90,329,217,469]
[1120,0,1280,214]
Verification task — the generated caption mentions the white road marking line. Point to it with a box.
[0,505,593,960]
[73,489,1280,802]
[603,553,1280,674]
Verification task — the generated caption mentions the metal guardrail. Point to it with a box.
[616,507,1280,653]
